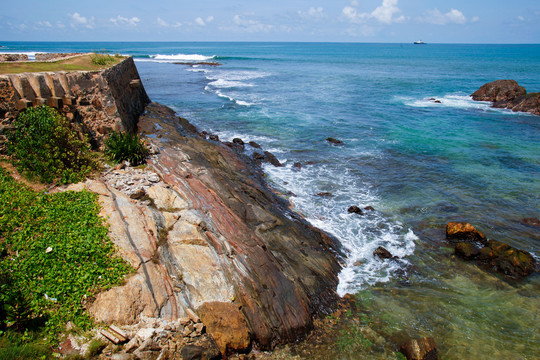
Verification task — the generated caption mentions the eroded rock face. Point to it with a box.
[81,102,342,352]
[471,80,540,116]
[400,337,438,360]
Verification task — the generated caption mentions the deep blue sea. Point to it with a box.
[2,42,539,358]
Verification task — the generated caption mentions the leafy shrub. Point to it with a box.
[0,167,132,340]
[105,131,149,165]
[8,105,97,184]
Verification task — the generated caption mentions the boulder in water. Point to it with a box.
[445,222,487,244]
[373,246,393,260]
[348,206,363,215]
[521,217,540,227]
[477,240,536,279]
[454,242,480,259]
[326,137,344,145]
[400,337,438,360]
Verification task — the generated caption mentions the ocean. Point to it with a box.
[2,42,539,359]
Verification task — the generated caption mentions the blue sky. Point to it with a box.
[1,0,539,43]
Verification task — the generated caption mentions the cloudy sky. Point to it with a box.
[1,0,539,43]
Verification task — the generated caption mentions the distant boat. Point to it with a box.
[414,40,425,44]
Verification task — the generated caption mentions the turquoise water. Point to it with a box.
[2,42,539,358]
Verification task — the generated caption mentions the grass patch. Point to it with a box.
[104,131,150,166]
[0,54,124,75]
[0,166,132,343]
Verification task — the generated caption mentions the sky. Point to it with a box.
[1,0,539,43]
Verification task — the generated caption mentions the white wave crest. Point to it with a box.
[207,79,254,89]
[400,94,494,110]
[150,53,215,62]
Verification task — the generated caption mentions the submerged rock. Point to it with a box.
[521,217,540,227]
[248,141,261,149]
[326,137,344,145]
[264,151,283,167]
[454,242,480,259]
[445,222,487,244]
[400,337,438,360]
[477,240,536,279]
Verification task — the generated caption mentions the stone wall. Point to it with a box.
[0,56,150,151]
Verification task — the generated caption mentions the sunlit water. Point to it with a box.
[3,42,539,358]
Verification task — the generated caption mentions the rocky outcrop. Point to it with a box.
[35,53,83,61]
[0,54,29,62]
[71,102,342,353]
[400,337,438,360]
[0,56,150,150]
[447,222,536,279]
[471,80,540,116]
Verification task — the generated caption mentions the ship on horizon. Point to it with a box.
[414,40,426,44]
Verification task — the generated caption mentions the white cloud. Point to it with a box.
[232,14,274,32]
[37,21,53,28]
[157,17,182,28]
[110,15,140,27]
[420,9,467,25]
[518,16,525,21]
[206,16,214,23]
[69,12,94,29]
[342,0,404,24]
[298,7,325,20]
[471,16,480,23]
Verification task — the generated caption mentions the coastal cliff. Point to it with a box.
[69,102,343,353]
[0,56,344,354]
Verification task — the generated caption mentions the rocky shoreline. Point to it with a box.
[471,79,540,116]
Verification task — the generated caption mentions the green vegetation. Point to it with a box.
[0,166,132,349]
[90,53,120,66]
[0,54,124,75]
[8,106,97,184]
[105,130,150,165]
[336,326,374,353]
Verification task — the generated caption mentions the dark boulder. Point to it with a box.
[316,192,333,198]
[348,206,363,215]
[232,138,245,151]
[400,337,438,360]
[293,162,302,170]
[445,222,487,244]
[326,137,344,145]
[364,206,375,212]
[264,151,283,167]
[248,141,261,149]
[180,345,206,360]
[454,242,480,260]
[373,246,393,260]
[208,134,220,142]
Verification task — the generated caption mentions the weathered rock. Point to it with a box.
[208,134,219,141]
[293,162,302,170]
[373,246,393,260]
[180,345,206,360]
[477,240,536,279]
[454,242,480,259]
[326,137,344,145]
[471,80,540,116]
[400,337,438,360]
[472,80,526,103]
[197,302,251,356]
[316,192,333,198]
[0,54,29,62]
[252,152,265,164]
[130,188,146,200]
[348,206,363,215]
[521,217,540,227]
[445,222,486,244]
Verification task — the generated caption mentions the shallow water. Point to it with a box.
[3,42,539,358]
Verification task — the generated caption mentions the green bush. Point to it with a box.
[8,105,97,184]
[0,167,132,340]
[104,131,149,165]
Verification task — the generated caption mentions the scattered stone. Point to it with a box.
[326,137,344,145]
[124,337,139,353]
[293,162,302,170]
[373,246,393,260]
[445,222,487,244]
[400,337,438,360]
[434,100,441,103]
[194,323,205,334]
[348,206,363,215]
[180,345,206,360]
[364,206,375,211]
[111,353,137,360]
[101,329,123,344]
[209,134,220,141]
[130,188,146,200]
[521,217,540,227]
[179,317,191,326]
[316,192,333,198]
[428,98,436,101]
[454,242,480,260]
[253,152,265,163]
[248,141,261,149]
[232,138,245,146]
[186,308,201,323]
[148,173,160,183]
[200,131,208,139]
